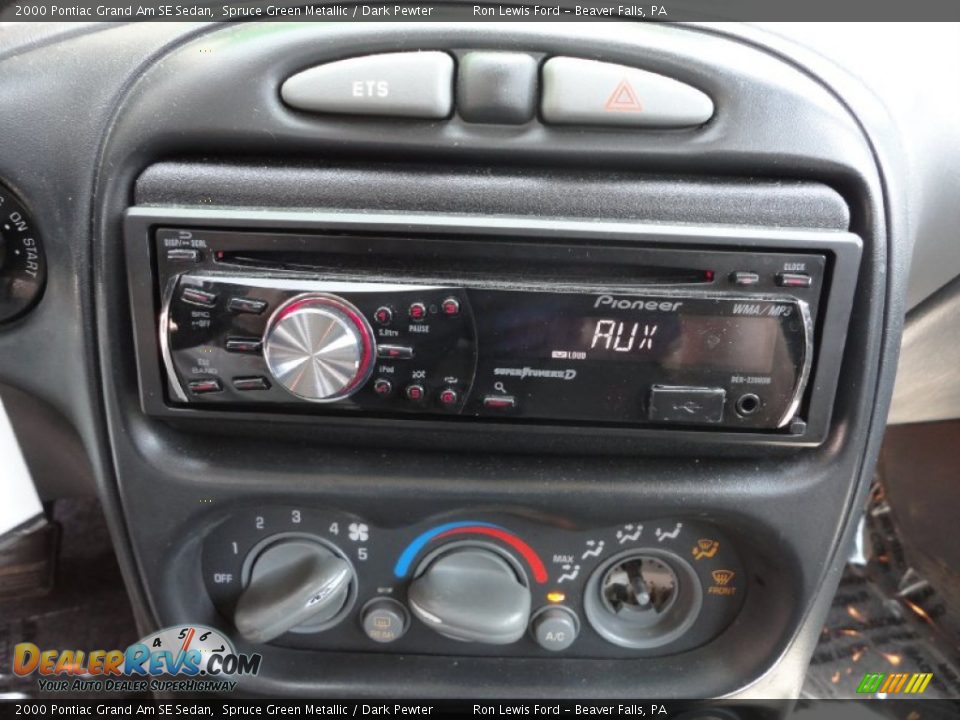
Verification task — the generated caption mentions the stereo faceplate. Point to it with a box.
[162,271,814,431]
[125,209,862,446]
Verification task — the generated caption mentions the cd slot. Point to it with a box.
[214,233,714,287]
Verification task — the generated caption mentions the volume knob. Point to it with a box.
[263,293,375,402]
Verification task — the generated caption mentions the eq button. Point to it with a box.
[377,345,414,360]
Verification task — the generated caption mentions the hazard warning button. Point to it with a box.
[541,57,714,128]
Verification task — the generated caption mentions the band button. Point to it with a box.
[188,378,222,395]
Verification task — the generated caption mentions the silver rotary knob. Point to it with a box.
[263,293,375,402]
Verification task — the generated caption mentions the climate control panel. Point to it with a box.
[202,507,746,657]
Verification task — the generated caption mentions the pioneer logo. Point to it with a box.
[494,367,577,381]
[594,295,684,312]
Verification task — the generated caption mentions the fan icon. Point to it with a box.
[348,523,369,542]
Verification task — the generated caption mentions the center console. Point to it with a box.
[55,19,895,701]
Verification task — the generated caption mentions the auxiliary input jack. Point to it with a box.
[583,549,702,650]
[735,393,761,417]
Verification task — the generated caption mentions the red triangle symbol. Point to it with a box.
[604,79,643,112]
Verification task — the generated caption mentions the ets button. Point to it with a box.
[281,52,454,119]
[648,385,726,424]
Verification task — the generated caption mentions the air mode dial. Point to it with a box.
[263,293,375,402]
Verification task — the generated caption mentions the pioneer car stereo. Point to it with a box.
[124,210,861,442]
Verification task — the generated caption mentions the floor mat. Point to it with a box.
[0,498,141,698]
[803,484,960,699]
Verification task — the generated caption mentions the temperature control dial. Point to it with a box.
[408,547,531,644]
[263,293,375,402]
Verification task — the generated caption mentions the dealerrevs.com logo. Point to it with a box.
[13,625,261,693]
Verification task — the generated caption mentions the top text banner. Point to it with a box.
[2,1,960,21]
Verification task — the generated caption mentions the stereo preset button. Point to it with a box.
[188,378,222,395]
[730,271,760,286]
[776,272,813,288]
[377,345,414,360]
[438,388,459,406]
[232,376,271,391]
[648,385,725,424]
[408,303,427,321]
[440,297,461,317]
[228,297,268,315]
[166,248,200,263]
[225,337,263,353]
[374,306,393,326]
[281,51,454,119]
[483,395,517,410]
[405,384,425,402]
[180,287,218,308]
[373,378,393,396]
